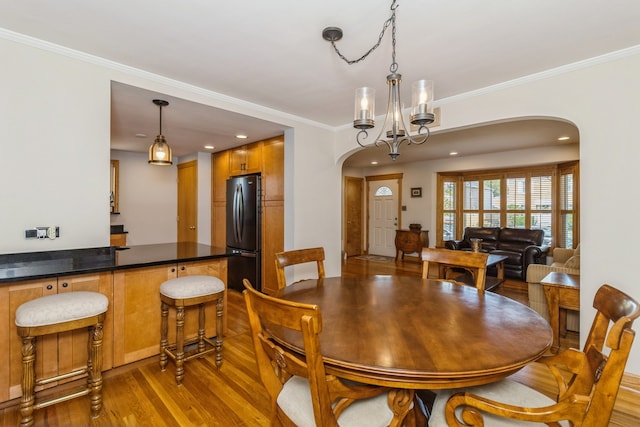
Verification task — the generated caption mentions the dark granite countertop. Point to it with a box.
[0,243,230,284]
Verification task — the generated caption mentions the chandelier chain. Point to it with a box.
[329,0,398,73]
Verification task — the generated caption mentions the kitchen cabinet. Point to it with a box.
[229,141,262,176]
[262,137,284,201]
[211,136,284,293]
[211,151,229,248]
[112,259,227,367]
[2,272,113,401]
[110,233,127,247]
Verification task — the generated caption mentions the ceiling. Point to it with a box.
[2,1,639,166]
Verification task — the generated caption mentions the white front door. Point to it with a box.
[368,179,399,257]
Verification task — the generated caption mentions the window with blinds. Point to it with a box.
[436,162,578,248]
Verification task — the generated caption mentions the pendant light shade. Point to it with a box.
[149,99,173,165]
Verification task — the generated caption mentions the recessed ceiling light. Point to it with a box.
[204,145,214,150]
[135,133,147,138]
[449,151,458,156]
[236,134,248,139]
[371,161,378,165]
[557,136,570,141]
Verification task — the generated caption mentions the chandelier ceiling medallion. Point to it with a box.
[322,0,434,160]
[148,99,173,166]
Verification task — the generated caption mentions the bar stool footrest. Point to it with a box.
[163,336,220,362]
[36,367,88,387]
[34,386,91,411]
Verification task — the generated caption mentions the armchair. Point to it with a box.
[526,245,580,331]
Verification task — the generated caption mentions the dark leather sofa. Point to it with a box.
[444,227,549,280]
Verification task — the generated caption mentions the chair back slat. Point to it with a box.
[274,247,326,292]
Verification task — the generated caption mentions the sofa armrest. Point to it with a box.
[444,240,468,250]
[526,263,580,284]
[523,244,548,267]
[552,247,575,264]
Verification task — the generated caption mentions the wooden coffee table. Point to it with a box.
[452,253,508,291]
[540,272,580,353]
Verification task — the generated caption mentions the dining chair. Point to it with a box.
[242,279,416,427]
[421,248,489,291]
[428,284,640,427]
[274,247,325,292]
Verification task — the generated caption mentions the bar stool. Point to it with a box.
[159,275,224,385]
[15,291,109,427]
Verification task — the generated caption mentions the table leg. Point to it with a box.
[496,261,505,281]
[542,286,560,353]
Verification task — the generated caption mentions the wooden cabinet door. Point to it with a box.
[230,142,262,176]
[262,201,284,295]
[262,137,284,201]
[212,151,229,203]
[57,273,114,374]
[113,265,175,366]
[6,279,58,400]
[212,151,228,247]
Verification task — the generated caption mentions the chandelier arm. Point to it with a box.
[408,125,431,145]
[356,130,371,147]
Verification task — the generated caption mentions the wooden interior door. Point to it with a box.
[177,161,197,243]
[344,176,364,257]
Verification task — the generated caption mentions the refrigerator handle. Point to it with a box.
[233,183,244,243]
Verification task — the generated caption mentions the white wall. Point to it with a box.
[110,150,177,245]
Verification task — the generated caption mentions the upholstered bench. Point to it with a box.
[15,291,109,427]
[159,275,225,385]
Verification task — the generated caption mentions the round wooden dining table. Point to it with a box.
[274,275,552,390]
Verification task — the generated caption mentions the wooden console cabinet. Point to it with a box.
[395,229,429,260]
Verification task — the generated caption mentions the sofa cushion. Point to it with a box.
[498,228,544,245]
[463,227,500,242]
[564,255,580,269]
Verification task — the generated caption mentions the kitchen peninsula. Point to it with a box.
[0,243,230,404]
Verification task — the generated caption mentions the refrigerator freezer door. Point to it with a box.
[226,175,260,251]
[227,250,261,292]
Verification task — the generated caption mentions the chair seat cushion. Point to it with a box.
[160,275,225,299]
[15,291,108,327]
[429,378,569,427]
[277,376,395,427]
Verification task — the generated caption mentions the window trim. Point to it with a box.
[436,162,579,249]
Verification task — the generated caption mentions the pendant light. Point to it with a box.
[322,0,435,160]
[148,99,173,165]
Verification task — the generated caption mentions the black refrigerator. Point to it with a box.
[226,174,261,292]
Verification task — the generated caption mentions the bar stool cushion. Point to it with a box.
[160,275,225,299]
[15,291,108,327]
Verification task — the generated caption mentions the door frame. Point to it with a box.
[365,173,403,254]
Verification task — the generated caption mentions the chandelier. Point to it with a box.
[322,0,434,160]
[148,99,173,166]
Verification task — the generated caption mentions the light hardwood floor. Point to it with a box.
[0,256,636,426]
